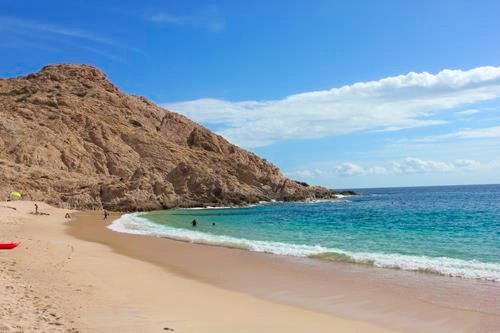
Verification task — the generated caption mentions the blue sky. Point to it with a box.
[1,0,500,188]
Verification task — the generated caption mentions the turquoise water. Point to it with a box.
[110,184,500,281]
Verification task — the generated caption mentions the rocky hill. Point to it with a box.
[0,64,338,211]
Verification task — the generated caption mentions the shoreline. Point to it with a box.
[1,201,403,332]
[109,211,499,282]
[69,211,500,332]
[150,193,357,210]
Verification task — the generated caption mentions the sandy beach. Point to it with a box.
[70,211,500,332]
[2,5,500,332]
[0,201,405,332]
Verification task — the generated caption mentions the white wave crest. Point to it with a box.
[181,203,261,210]
[108,213,500,282]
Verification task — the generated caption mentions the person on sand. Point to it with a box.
[34,203,38,215]
[65,213,71,219]
[192,219,197,227]
[103,210,109,220]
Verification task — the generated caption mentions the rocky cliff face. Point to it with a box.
[0,64,336,210]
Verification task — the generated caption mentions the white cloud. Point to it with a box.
[334,163,366,176]
[451,126,500,139]
[147,6,224,32]
[166,66,500,147]
[415,125,500,143]
[367,166,389,175]
[290,170,314,177]
[391,158,454,173]
[454,159,482,169]
[150,13,185,24]
[487,160,500,169]
[456,108,481,116]
[287,157,499,178]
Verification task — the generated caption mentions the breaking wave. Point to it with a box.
[108,213,500,282]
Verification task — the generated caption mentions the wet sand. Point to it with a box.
[1,201,402,332]
[69,211,500,333]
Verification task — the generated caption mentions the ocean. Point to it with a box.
[109,184,500,282]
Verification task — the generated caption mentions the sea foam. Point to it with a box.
[109,213,500,282]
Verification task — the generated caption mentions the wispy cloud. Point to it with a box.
[0,15,146,59]
[410,125,500,143]
[449,126,500,139]
[0,36,58,52]
[287,158,500,178]
[150,13,186,24]
[0,16,115,46]
[166,66,500,147]
[456,108,481,116]
[146,6,224,32]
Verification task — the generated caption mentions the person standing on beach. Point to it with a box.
[34,203,38,215]
[103,210,109,220]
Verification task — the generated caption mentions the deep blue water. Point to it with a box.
[110,184,500,281]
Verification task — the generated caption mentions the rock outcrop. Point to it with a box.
[0,64,338,210]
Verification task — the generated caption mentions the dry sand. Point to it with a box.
[0,201,401,333]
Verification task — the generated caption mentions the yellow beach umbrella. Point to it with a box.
[10,191,22,200]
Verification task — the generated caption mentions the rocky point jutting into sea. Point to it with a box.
[0,64,348,211]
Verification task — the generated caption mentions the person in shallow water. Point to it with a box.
[192,219,197,227]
